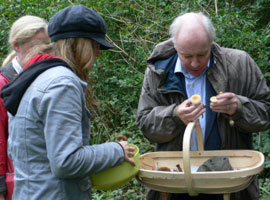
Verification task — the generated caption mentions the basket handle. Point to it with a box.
[183,122,204,196]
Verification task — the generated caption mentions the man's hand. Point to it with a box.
[174,99,205,125]
[210,92,238,115]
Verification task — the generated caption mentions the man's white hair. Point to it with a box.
[169,12,216,45]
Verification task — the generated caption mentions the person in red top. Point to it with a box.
[0,15,49,200]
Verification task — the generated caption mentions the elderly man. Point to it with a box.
[136,12,270,200]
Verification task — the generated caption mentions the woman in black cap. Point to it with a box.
[1,5,135,200]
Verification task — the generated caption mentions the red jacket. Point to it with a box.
[0,63,15,200]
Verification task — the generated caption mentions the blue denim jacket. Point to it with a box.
[8,66,124,200]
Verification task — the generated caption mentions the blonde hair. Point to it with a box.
[54,38,96,81]
[23,37,98,108]
[55,38,98,108]
[2,15,48,67]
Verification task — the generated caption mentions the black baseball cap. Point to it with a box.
[48,5,114,50]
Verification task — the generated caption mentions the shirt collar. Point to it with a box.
[174,56,210,79]
[11,57,23,74]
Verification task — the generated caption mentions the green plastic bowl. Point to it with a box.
[91,144,140,190]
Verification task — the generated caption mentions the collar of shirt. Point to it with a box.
[174,57,210,79]
[12,57,23,74]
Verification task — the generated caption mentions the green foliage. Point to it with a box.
[92,179,145,200]
[0,0,269,199]
[254,131,270,199]
[213,1,270,79]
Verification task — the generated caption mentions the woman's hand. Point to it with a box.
[118,141,136,166]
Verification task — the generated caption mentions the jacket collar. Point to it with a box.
[147,39,223,67]
[1,55,72,116]
[148,39,227,95]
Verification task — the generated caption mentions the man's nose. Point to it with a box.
[191,58,200,68]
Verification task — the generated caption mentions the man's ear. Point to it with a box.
[12,41,20,52]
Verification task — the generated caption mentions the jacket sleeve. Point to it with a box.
[0,77,8,193]
[39,76,125,178]
[136,67,185,144]
[230,52,270,132]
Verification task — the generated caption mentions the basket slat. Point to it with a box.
[138,122,265,195]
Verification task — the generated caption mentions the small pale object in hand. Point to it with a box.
[190,94,201,105]
[210,96,218,103]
